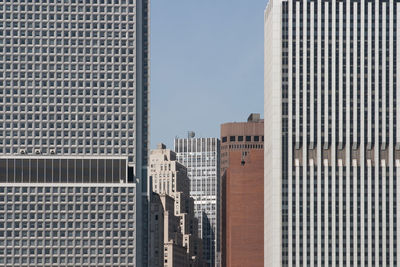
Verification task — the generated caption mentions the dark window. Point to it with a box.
[222,137,227,143]
[121,160,126,182]
[76,159,83,182]
[90,159,98,183]
[83,160,90,183]
[0,160,6,182]
[113,159,120,183]
[238,136,243,141]
[7,159,14,183]
[15,159,22,183]
[37,160,45,182]
[229,136,236,142]
[22,159,30,182]
[31,159,38,183]
[105,159,113,183]
[98,159,105,183]
[67,159,75,183]
[45,160,53,183]
[254,136,260,142]
[246,136,251,142]
[53,159,60,183]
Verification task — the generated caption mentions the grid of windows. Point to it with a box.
[0,0,138,162]
[0,184,136,267]
[174,138,220,267]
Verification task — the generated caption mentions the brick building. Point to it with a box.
[220,114,264,267]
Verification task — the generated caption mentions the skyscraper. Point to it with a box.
[0,0,149,265]
[175,136,220,266]
[265,0,399,266]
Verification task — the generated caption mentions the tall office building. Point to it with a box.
[220,114,264,267]
[265,0,399,266]
[175,136,220,267]
[0,0,150,265]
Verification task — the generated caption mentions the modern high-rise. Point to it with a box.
[265,0,399,266]
[0,0,150,265]
[220,114,264,267]
[175,136,220,267]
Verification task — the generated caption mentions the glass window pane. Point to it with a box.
[15,159,22,183]
[105,160,113,183]
[31,159,38,183]
[53,159,60,183]
[113,159,120,183]
[0,159,7,182]
[45,159,53,183]
[90,159,98,183]
[83,160,90,183]
[37,159,45,182]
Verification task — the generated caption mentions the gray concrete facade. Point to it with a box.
[0,183,136,267]
[0,1,150,265]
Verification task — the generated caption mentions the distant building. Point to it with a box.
[220,113,264,175]
[220,114,264,267]
[149,144,203,267]
[223,151,264,267]
[174,137,220,266]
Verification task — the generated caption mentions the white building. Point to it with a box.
[175,137,220,267]
[265,0,399,266]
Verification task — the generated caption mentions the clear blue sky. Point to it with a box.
[150,0,268,149]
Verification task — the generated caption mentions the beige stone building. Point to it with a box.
[150,144,204,267]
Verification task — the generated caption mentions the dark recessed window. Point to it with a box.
[222,137,227,143]
[246,136,251,142]
[254,136,260,142]
[229,136,236,142]
[238,136,243,142]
